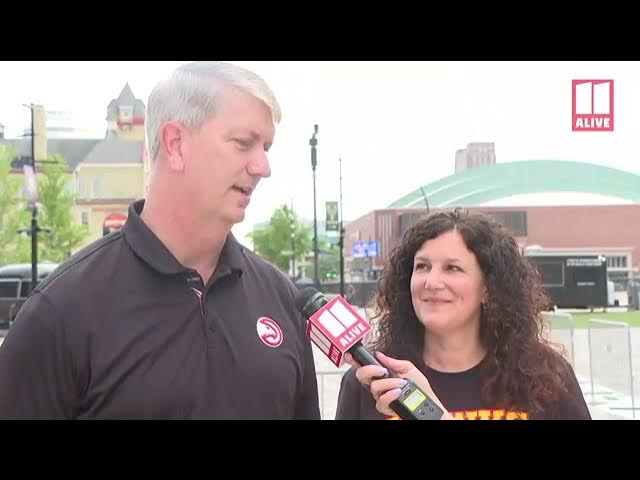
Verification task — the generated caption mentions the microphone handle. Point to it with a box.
[349,342,398,378]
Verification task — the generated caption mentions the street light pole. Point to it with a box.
[14,104,56,298]
[309,124,320,289]
[20,104,52,293]
[290,198,296,279]
[25,104,38,290]
[339,157,345,297]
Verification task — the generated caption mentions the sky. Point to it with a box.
[1,61,638,247]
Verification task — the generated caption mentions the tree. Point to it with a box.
[249,204,311,272]
[37,155,88,262]
[0,144,30,265]
[0,149,88,266]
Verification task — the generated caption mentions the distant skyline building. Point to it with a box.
[455,142,496,172]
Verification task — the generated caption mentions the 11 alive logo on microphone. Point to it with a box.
[306,295,372,367]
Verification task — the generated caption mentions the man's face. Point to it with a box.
[182,88,275,225]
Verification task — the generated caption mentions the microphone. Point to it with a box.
[295,287,381,369]
[295,287,445,420]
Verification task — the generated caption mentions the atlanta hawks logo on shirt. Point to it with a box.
[256,317,284,348]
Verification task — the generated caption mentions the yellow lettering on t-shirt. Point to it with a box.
[505,411,528,420]
[464,410,479,420]
[491,409,505,420]
[477,409,492,420]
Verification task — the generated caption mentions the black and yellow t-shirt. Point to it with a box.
[334,357,591,420]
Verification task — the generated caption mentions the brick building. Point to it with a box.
[344,160,640,295]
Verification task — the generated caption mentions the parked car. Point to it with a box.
[0,263,59,329]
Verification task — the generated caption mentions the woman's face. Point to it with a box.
[410,229,487,335]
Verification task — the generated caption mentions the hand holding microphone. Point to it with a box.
[346,351,454,420]
[295,287,448,420]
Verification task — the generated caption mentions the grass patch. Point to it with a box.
[568,311,640,328]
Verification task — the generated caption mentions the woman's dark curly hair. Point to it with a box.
[369,208,576,418]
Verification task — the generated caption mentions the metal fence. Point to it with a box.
[588,319,636,418]
[541,312,575,367]
[314,312,640,420]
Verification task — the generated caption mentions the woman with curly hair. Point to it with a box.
[335,209,590,420]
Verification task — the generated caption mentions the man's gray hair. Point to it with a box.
[145,61,282,162]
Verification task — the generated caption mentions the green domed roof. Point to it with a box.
[388,160,640,208]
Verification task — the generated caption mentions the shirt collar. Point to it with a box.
[122,199,245,278]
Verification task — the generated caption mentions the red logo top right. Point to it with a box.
[572,79,614,132]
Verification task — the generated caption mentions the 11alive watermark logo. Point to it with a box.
[572,79,614,132]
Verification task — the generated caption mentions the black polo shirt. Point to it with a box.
[0,200,320,420]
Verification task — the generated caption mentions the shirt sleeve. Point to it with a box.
[0,292,77,419]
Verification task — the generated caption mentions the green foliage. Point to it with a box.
[37,155,88,262]
[249,204,312,272]
[0,149,88,265]
[0,144,30,264]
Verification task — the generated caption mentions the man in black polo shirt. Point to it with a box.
[0,62,320,420]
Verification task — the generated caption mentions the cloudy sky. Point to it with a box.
[1,61,638,246]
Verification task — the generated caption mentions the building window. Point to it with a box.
[81,211,89,226]
[489,211,527,236]
[119,105,133,121]
[93,179,101,199]
[606,256,628,269]
[399,212,428,237]
[78,179,86,198]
